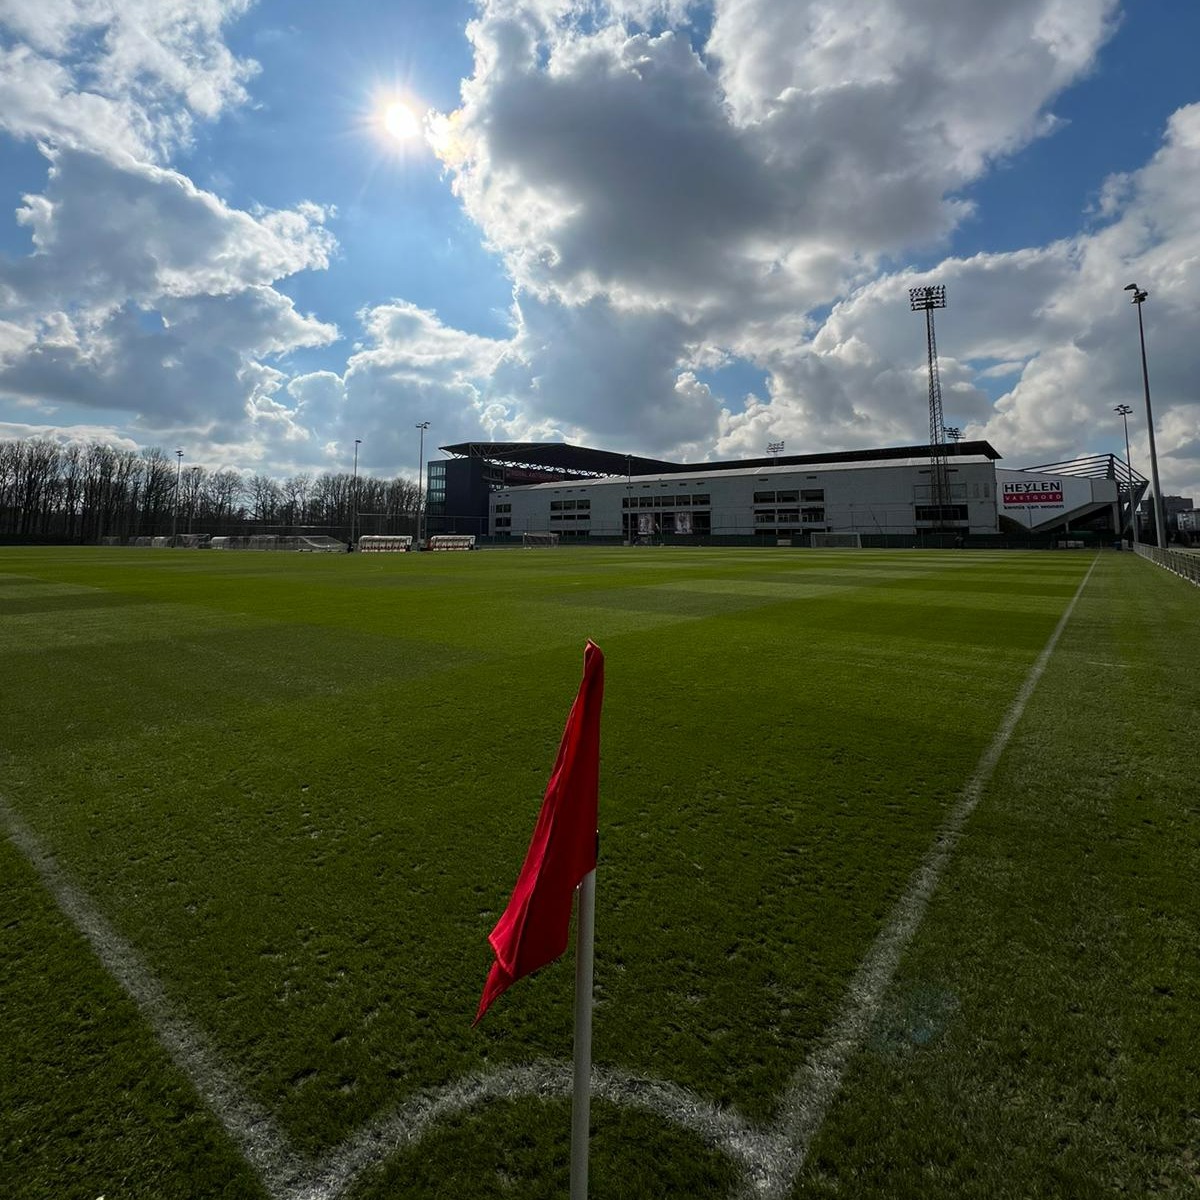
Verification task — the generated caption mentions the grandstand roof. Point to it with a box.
[439,439,1003,478]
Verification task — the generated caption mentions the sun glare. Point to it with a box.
[383,100,421,141]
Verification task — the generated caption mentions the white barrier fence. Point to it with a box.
[1134,544,1200,586]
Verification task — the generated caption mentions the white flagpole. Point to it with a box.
[570,867,596,1200]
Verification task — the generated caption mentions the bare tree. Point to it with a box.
[206,469,246,528]
[0,436,440,542]
[139,448,176,535]
[282,472,312,526]
[249,473,282,523]
[181,466,207,531]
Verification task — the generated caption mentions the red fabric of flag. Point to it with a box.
[475,640,604,1024]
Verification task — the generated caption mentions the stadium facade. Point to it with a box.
[424,441,1143,543]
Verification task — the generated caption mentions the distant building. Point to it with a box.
[1163,495,1195,531]
[420,441,1134,543]
[1139,494,1194,538]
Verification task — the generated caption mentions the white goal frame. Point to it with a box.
[522,531,560,548]
[810,532,863,548]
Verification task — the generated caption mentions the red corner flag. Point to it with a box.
[475,640,604,1024]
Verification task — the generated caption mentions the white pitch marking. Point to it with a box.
[1,556,1099,1200]
[747,553,1100,1198]
[0,796,322,1198]
[0,797,750,1199]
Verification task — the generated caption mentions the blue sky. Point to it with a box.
[1,0,1197,499]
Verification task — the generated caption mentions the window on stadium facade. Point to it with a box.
[914,504,969,522]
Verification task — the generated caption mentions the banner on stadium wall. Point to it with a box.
[637,512,656,535]
[995,470,1101,529]
[675,512,692,535]
[1002,479,1063,505]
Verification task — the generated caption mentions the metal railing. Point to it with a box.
[1134,543,1200,586]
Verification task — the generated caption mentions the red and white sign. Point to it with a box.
[1002,479,1063,505]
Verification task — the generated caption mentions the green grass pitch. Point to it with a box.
[1,546,1196,1199]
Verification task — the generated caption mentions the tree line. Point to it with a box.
[0,438,424,542]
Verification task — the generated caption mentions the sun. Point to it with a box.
[383,100,421,142]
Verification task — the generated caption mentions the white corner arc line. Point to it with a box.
[752,554,1101,1199]
[0,798,751,1200]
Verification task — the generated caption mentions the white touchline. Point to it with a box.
[750,553,1100,1199]
[0,795,316,1198]
[1,555,1098,1200]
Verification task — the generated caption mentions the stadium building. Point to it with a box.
[424,441,1143,544]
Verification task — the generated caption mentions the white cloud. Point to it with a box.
[0,148,338,437]
[437,0,1118,319]
[0,418,140,450]
[497,294,720,453]
[4,147,335,313]
[0,0,257,162]
[711,103,1200,498]
[281,301,514,474]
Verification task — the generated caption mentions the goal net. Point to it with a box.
[810,532,863,548]
[522,531,560,548]
[209,534,347,552]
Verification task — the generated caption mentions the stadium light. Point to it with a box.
[943,426,962,442]
[1124,284,1166,548]
[351,438,362,548]
[767,440,785,462]
[416,421,431,545]
[173,448,183,542]
[910,284,950,530]
[1114,404,1137,543]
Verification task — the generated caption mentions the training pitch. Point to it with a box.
[1,546,1196,1199]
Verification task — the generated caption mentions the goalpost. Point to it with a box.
[810,532,863,548]
[522,531,560,548]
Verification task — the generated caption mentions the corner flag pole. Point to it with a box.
[570,865,596,1200]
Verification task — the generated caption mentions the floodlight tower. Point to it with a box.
[910,284,949,527]
[1123,284,1166,548]
[767,440,785,462]
[415,420,430,545]
[173,448,183,542]
[1114,404,1137,543]
[351,438,362,547]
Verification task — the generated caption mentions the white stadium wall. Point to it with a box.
[490,457,1001,539]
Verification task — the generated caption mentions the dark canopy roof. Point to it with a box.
[439,440,1002,478]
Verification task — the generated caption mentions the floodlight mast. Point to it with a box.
[351,438,362,547]
[1123,284,1166,548]
[415,421,431,545]
[909,284,949,529]
[173,448,183,542]
[1114,403,1137,543]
